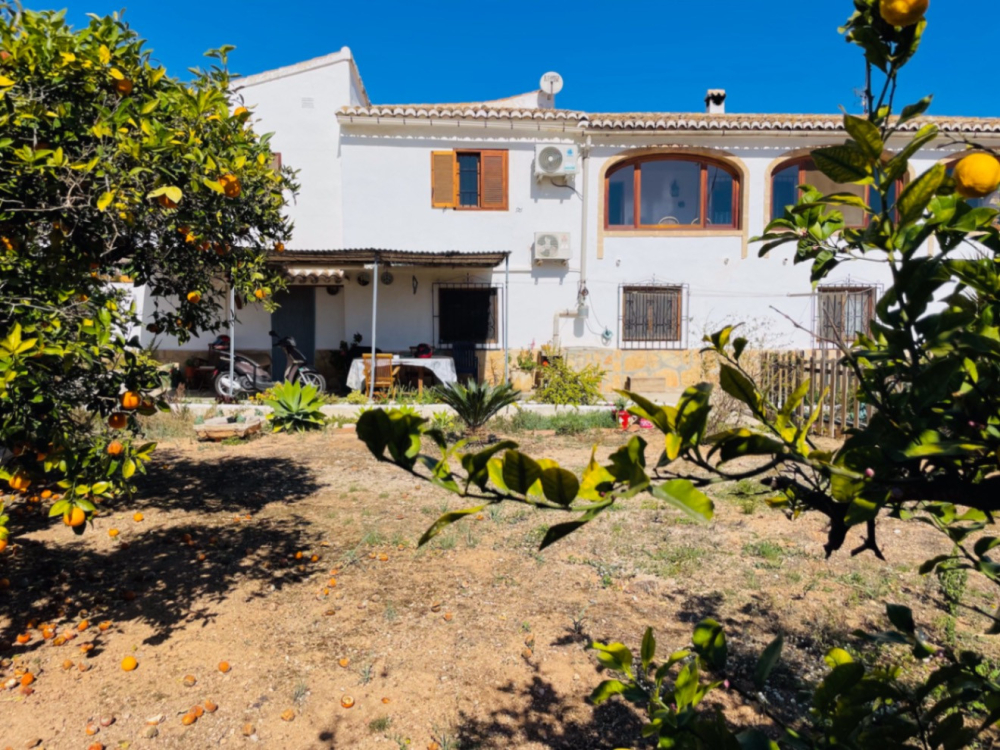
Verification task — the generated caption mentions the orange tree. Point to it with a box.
[357,1,1000,746]
[0,6,295,539]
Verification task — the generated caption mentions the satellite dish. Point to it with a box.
[540,72,563,96]
[537,146,564,174]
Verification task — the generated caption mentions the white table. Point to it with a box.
[346,356,457,394]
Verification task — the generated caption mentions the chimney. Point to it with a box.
[705,89,727,114]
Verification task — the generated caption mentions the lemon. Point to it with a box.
[879,0,929,27]
[954,153,1000,199]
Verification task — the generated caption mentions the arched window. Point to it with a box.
[770,157,902,226]
[606,156,740,230]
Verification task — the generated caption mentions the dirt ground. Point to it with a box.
[0,425,995,749]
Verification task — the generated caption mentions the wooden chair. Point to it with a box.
[362,353,399,395]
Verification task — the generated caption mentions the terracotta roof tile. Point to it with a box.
[339,105,1000,134]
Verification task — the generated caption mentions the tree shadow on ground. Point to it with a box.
[313,673,644,750]
[0,454,323,649]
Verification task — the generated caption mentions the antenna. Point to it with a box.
[540,72,564,96]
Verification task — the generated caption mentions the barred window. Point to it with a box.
[817,286,876,344]
[622,286,683,344]
[438,287,498,345]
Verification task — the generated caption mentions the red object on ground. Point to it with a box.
[618,410,631,430]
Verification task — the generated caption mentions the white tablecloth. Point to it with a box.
[345,356,458,391]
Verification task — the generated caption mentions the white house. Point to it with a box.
[137,49,1000,397]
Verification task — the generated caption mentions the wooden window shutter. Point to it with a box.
[480,150,508,210]
[431,151,457,208]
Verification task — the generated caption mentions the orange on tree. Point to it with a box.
[233,106,248,117]
[8,471,31,492]
[63,507,86,527]
[156,194,176,209]
[0,539,7,554]
[186,290,202,304]
[954,152,1000,199]
[121,656,138,671]
[114,77,133,95]
[220,174,242,198]
[275,242,285,253]
[879,0,929,27]
[120,391,141,410]
[107,441,124,457]
[108,413,128,430]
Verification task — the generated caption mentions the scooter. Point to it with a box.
[211,330,326,399]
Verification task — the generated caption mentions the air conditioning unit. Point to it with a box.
[533,232,572,264]
[534,144,578,179]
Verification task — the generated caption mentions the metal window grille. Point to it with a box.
[433,282,502,349]
[815,285,880,347]
[619,283,688,350]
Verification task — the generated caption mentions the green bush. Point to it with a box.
[431,380,519,432]
[263,382,326,432]
[493,409,615,435]
[533,359,606,406]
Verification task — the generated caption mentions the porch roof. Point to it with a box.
[270,248,510,268]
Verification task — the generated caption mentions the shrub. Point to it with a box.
[263,382,326,432]
[533,359,606,406]
[345,390,369,405]
[432,381,519,432]
[493,409,615,435]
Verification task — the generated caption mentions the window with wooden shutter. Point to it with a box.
[430,149,508,210]
[431,151,457,208]
[480,150,508,210]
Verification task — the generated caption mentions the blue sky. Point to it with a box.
[45,0,988,117]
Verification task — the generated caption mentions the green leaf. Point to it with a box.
[886,603,916,635]
[502,450,542,496]
[845,496,880,527]
[540,467,579,506]
[897,163,946,224]
[418,505,487,547]
[692,618,727,670]
[754,634,783,688]
[356,408,392,458]
[811,143,873,184]
[590,679,628,705]
[591,641,634,678]
[898,96,932,125]
[844,114,884,160]
[96,191,114,211]
[203,177,225,194]
[641,627,656,672]
[122,458,136,479]
[579,447,615,501]
[461,441,517,491]
[718,365,761,413]
[651,480,713,522]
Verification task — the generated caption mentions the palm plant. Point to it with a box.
[432,380,519,433]
[263,381,327,432]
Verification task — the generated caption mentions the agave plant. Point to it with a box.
[432,380,519,433]
[263,381,327,432]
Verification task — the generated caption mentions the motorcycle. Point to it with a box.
[211,330,326,400]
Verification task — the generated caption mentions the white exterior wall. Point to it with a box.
[338,124,971,351]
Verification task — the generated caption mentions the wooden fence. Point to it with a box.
[758,350,872,439]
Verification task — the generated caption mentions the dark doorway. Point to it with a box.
[271,286,316,381]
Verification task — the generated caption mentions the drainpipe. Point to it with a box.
[504,254,509,385]
[552,308,577,351]
[578,133,591,310]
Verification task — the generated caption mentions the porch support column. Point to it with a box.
[368,255,379,402]
[228,284,235,400]
[504,254,509,385]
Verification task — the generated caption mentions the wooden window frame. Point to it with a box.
[620,284,685,348]
[770,157,905,227]
[430,149,508,211]
[604,155,741,231]
[815,284,878,346]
